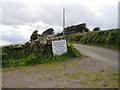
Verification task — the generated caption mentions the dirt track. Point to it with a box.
[2,56,118,88]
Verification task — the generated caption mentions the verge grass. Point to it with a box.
[39,70,119,88]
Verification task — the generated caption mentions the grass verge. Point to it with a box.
[39,70,119,88]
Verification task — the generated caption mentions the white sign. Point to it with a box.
[52,40,67,55]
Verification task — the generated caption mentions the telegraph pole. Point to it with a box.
[63,8,65,36]
[118,1,120,28]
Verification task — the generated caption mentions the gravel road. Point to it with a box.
[73,44,118,69]
[2,56,118,88]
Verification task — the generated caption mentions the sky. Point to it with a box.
[0,0,119,46]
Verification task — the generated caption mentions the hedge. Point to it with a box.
[66,29,120,49]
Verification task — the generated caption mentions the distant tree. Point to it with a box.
[42,28,54,36]
[85,28,89,32]
[77,23,90,32]
[93,27,100,31]
[30,30,38,41]
[64,23,90,35]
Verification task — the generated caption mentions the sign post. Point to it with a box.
[52,40,67,55]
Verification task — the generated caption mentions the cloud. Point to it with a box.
[0,0,119,45]
[34,21,62,33]
[1,0,118,27]
[1,24,33,44]
[0,21,62,45]
[1,2,40,25]
[0,40,12,46]
[1,1,112,27]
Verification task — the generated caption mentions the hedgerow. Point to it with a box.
[2,42,81,68]
[66,29,120,49]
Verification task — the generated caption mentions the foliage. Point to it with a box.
[42,28,54,36]
[66,29,120,50]
[30,30,38,41]
[2,27,81,68]
[64,23,90,35]
[67,45,81,57]
[2,43,81,68]
[93,27,100,31]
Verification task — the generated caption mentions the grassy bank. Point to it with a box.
[66,29,120,50]
[2,45,81,68]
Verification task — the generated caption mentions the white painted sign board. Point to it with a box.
[52,40,67,55]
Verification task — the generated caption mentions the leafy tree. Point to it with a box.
[30,30,38,41]
[42,28,54,36]
[64,23,90,35]
[93,27,100,31]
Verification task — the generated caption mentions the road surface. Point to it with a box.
[73,44,118,69]
[3,56,118,88]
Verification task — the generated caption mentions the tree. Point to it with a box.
[64,23,90,35]
[77,23,89,32]
[42,28,54,36]
[30,30,38,41]
[93,27,100,31]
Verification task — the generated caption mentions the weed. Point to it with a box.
[63,70,119,88]
[63,86,71,88]
[100,69,105,72]
[77,80,89,85]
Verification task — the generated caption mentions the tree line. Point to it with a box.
[30,23,100,41]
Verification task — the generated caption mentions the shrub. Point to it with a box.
[2,44,81,68]
[67,45,81,57]
[66,29,120,49]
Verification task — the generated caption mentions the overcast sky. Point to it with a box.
[0,0,119,46]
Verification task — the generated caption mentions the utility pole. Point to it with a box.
[63,8,65,36]
[118,1,120,28]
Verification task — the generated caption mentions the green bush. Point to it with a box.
[66,29,120,49]
[2,45,81,68]
[67,45,81,57]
